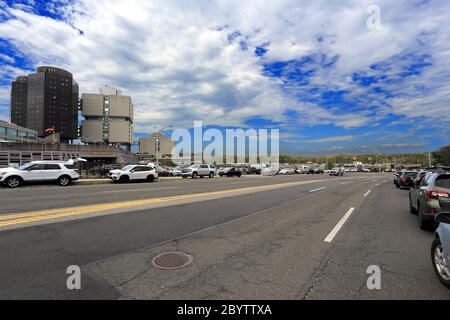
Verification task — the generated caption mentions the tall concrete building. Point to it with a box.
[81,86,134,149]
[10,76,28,127]
[139,132,175,159]
[9,66,79,142]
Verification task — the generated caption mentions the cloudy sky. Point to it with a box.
[0,0,449,155]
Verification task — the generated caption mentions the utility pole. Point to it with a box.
[428,152,432,168]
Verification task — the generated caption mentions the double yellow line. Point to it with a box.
[0,180,323,229]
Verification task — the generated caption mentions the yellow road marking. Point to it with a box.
[0,180,324,228]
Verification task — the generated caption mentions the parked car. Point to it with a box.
[431,212,450,288]
[313,167,324,174]
[168,167,182,176]
[108,164,158,183]
[330,167,344,176]
[279,168,295,175]
[155,166,171,177]
[219,167,242,177]
[0,161,80,188]
[246,166,261,175]
[300,167,310,174]
[409,172,450,230]
[181,164,216,178]
[398,171,419,189]
[393,170,404,186]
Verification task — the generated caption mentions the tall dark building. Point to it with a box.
[10,66,79,142]
[10,76,28,127]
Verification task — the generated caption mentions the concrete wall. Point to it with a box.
[108,120,133,144]
[139,136,175,156]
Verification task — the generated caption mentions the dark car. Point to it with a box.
[219,167,242,177]
[156,166,171,177]
[393,170,403,186]
[398,171,419,189]
[409,171,450,230]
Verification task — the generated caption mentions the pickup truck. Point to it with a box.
[181,164,216,178]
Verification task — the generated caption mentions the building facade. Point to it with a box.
[0,120,38,144]
[139,132,175,159]
[10,76,28,127]
[81,86,133,148]
[9,66,79,142]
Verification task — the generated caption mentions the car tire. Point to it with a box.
[57,175,71,187]
[119,175,130,183]
[5,176,22,188]
[192,172,198,179]
[237,173,242,177]
[418,205,434,231]
[147,175,155,183]
[209,172,214,178]
[431,238,450,288]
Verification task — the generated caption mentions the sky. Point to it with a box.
[0,0,449,155]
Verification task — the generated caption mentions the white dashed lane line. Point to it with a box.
[324,207,355,243]
[364,190,372,197]
[309,187,327,193]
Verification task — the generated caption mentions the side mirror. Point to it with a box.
[435,212,450,224]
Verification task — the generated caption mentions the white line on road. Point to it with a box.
[101,187,179,194]
[310,187,327,193]
[364,190,372,197]
[324,207,355,243]
[375,183,381,187]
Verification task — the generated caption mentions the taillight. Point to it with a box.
[425,190,450,200]
[400,176,406,182]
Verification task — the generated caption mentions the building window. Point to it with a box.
[0,126,5,134]
[7,128,18,136]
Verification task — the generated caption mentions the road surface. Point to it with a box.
[0,173,448,299]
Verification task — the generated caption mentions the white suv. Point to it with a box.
[181,164,216,178]
[108,165,158,183]
[0,161,80,188]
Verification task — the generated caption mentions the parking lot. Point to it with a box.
[0,172,448,299]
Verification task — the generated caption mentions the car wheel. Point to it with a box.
[192,172,198,179]
[209,172,214,178]
[418,205,433,231]
[147,175,155,183]
[119,175,130,183]
[237,173,242,177]
[431,238,450,288]
[5,176,21,188]
[58,175,71,186]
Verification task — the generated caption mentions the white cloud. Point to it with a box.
[0,0,448,136]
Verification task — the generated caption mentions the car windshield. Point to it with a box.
[17,163,34,170]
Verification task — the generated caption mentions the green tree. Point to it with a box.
[433,145,450,166]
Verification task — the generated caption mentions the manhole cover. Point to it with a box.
[152,252,193,270]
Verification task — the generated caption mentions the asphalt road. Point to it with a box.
[0,173,448,299]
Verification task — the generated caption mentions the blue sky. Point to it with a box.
[0,0,449,155]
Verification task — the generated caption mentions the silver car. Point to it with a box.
[432,212,450,288]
